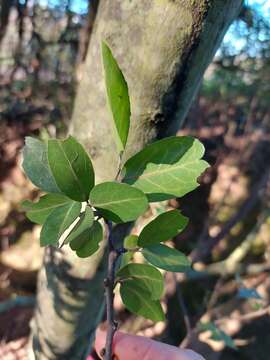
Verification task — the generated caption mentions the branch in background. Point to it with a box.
[215,306,270,326]
[78,0,99,63]
[173,273,192,348]
[203,209,269,276]
[191,169,270,263]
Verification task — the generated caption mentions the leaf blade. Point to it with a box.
[122,136,209,202]
[138,210,188,247]
[102,41,130,151]
[64,206,94,245]
[90,182,148,223]
[48,136,95,202]
[22,193,71,225]
[142,244,191,272]
[117,263,164,300]
[120,280,165,322]
[22,137,60,193]
[40,201,81,247]
[73,221,103,258]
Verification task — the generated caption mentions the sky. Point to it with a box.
[27,0,270,54]
[35,0,270,17]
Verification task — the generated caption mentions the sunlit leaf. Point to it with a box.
[122,136,209,202]
[22,137,60,193]
[90,182,148,223]
[142,244,191,272]
[120,280,165,322]
[40,201,81,247]
[138,210,188,247]
[120,235,139,268]
[48,136,94,202]
[64,206,94,245]
[124,234,138,249]
[102,41,130,151]
[22,194,71,225]
[117,263,163,300]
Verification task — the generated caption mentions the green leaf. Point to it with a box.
[40,201,81,247]
[102,41,130,151]
[199,322,237,350]
[120,280,165,322]
[142,244,191,272]
[122,136,209,202]
[124,234,138,250]
[21,194,71,225]
[117,263,163,300]
[138,210,188,247]
[48,136,94,202]
[22,137,60,193]
[73,221,103,258]
[90,182,148,223]
[64,206,94,245]
[120,252,133,268]
[120,235,139,268]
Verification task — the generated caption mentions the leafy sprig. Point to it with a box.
[21,41,209,360]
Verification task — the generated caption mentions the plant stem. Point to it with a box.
[104,221,120,360]
[173,274,192,343]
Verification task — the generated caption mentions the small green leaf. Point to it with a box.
[48,136,94,202]
[72,221,103,258]
[90,182,148,223]
[122,136,209,202]
[138,210,188,247]
[120,235,139,268]
[64,206,94,245]
[22,194,71,225]
[199,322,237,350]
[120,252,133,268]
[120,280,165,322]
[22,137,60,193]
[102,41,130,151]
[124,234,138,250]
[117,263,163,300]
[142,244,191,272]
[40,201,81,247]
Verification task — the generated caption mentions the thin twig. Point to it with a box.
[103,154,125,359]
[104,221,121,360]
[173,273,192,347]
[215,305,270,325]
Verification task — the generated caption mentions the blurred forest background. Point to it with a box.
[0,0,269,359]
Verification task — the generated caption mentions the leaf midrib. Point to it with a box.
[58,203,78,238]
[122,284,162,320]
[124,158,203,182]
[58,142,86,198]
[93,196,143,207]
[29,200,70,213]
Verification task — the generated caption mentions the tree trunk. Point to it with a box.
[0,0,13,43]
[31,1,243,359]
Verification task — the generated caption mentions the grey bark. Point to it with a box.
[31,1,243,359]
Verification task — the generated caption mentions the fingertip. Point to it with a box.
[95,327,106,358]
[185,349,206,360]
